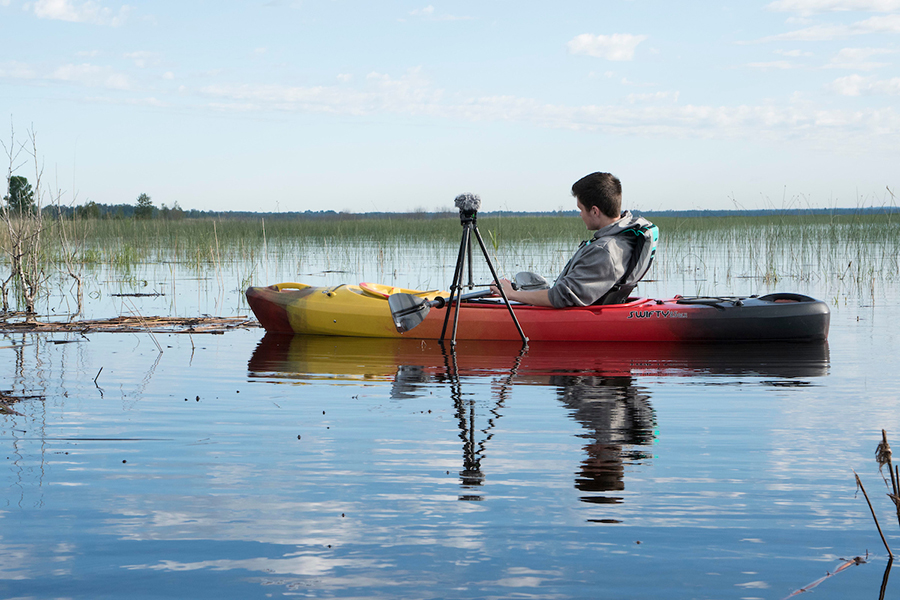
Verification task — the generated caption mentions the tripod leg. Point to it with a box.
[441,222,470,341]
[449,224,471,346]
[467,234,474,290]
[472,225,528,344]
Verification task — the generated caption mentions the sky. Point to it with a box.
[1,0,899,214]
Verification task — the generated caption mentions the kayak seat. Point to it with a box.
[595,283,636,305]
[592,219,657,306]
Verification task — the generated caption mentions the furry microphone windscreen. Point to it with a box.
[454,193,481,213]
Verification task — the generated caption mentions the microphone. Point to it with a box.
[454,193,481,214]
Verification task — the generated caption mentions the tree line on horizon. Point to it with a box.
[6,174,898,221]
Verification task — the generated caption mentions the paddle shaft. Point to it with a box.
[433,288,493,308]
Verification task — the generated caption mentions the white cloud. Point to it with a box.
[85,95,167,107]
[567,33,648,61]
[828,73,900,94]
[829,73,868,93]
[825,46,895,69]
[194,67,900,150]
[7,54,897,152]
[756,13,900,41]
[200,68,443,116]
[759,23,849,41]
[775,49,815,57]
[747,60,797,69]
[857,13,900,31]
[31,0,131,26]
[124,51,160,68]
[767,0,900,15]
[408,5,470,20]
[0,61,38,79]
[51,63,130,90]
[627,91,680,104]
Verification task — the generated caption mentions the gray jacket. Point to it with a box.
[548,211,654,308]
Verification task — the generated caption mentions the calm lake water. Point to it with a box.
[3,232,900,599]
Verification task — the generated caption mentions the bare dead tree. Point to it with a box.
[2,122,48,318]
[1,121,27,313]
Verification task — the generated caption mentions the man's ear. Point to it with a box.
[590,205,602,217]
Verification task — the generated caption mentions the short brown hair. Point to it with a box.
[571,172,622,219]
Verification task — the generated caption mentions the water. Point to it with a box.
[3,234,900,599]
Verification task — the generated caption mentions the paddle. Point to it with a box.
[388,272,550,333]
[389,289,490,333]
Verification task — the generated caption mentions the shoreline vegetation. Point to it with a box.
[3,211,898,272]
[0,211,898,320]
[35,203,900,222]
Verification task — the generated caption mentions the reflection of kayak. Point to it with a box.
[247,333,828,505]
[247,333,830,380]
[245,282,830,342]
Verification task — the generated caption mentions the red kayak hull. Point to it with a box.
[246,284,830,342]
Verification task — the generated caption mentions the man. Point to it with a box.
[491,172,656,307]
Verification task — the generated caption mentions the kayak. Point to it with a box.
[245,282,830,342]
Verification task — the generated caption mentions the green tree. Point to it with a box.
[3,175,36,214]
[75,200,101,219]
[170,201,184,220]
[134,193,153,219]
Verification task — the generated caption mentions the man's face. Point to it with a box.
[577,198,603,230]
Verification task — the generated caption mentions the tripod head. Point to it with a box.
[419,192,526,345]
[454,193,481,223]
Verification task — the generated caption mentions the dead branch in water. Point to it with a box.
[1,389,44,416]
[856,471,893,558]
[0,315,259,334]
[109,292,165,297]
[783,555,867,599]
[876,429,900,527]
[788,431,900,599]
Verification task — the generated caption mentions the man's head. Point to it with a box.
[571,172,622,219]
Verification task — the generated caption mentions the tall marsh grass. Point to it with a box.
[651,214,900,289]
[28,213,900,279]
[8,212,899,313]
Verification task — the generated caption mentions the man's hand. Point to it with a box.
[490,278,554,307]
[490,278,515,298]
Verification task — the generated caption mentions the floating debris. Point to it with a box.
[110,292,165,298]
[1,390,44,416]
[0,315,260,334]
[784,556,867,598]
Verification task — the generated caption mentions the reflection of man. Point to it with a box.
[551,374,654,503]
[492,172,656,307]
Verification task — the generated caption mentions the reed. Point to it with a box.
[8,212,898,312]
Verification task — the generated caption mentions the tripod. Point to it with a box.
[440,195,528,346]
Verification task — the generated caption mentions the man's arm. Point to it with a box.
[490,279,554,307]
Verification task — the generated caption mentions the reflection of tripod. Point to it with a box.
[441,337,528,500]
[440,195,528,346]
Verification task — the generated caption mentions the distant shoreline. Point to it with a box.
[47,204,900,221]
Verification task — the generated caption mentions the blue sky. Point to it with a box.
[2,0,898,214]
